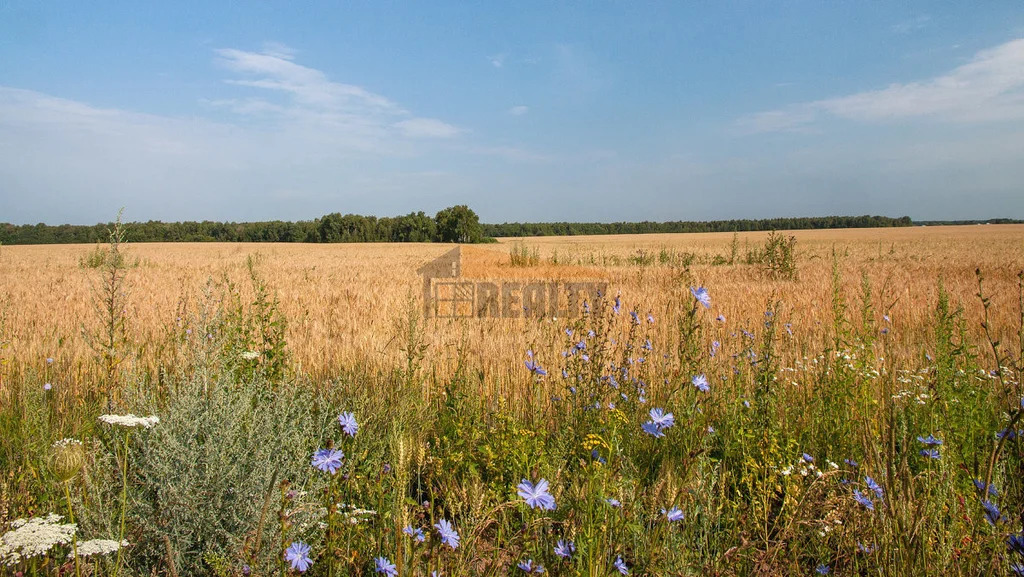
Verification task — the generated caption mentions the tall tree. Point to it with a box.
[434,205,483,243]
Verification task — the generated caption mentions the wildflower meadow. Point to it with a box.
[1,225,1023,576]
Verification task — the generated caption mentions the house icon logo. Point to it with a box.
[417,247,607,319]
[417,247,476,318]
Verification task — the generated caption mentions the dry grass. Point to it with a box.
[1,225,1021,397]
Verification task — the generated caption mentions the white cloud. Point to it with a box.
[891,15,931,35]
[260,41,299,60]
[0,45,488,223]
[488,53,506,68]
[394,118,463,139]
[216,47,402,114]
[740,38,1024,132]
[507,105,529,116]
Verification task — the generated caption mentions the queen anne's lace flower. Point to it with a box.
[69,539,128,558]
[52,438,82,449]
[1,514,77,566]
[98,414,160,428]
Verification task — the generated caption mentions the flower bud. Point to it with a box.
[52,439,85,482]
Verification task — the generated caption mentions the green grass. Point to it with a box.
[1,269,1022,577]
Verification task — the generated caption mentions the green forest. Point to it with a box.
[0,210,930,245]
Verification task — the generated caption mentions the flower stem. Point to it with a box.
[113,432,130,577]
[63,481,82,577]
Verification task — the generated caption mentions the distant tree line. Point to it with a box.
[0,205,485,245]
[0,212,949,246]
[482,215,914,237]
[912,218,1023,226]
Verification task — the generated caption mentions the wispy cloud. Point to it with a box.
[507,105,529,116]
[0,44,507,223]
[488,53,506,68]
[891,15,931,35]
[394,118,463,138]
[739,38,1024,132]
[216,47,402,114]
[213,45,462,143]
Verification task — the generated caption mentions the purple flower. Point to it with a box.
[802,453,814,464]
[43,383,52,391]
[998,429,1019,440]
[613,556,629,575]
[284,542,313,573]
[648,408,675,430]
[642,421,665,438]
[982,499,1004,525]
[815,564,830,575]
[690,286,711,309]
[374,556,397,576]
[311,448,344,474]
[605,497,622,508]
[338,412,358,437]
[517,559,545,573]
[434,519,460,549]
[1007,534,1024,555]
[919,448,941,459]
[853,490,874,511]
[865,476,884,500]
[525,351,547,376]
[517,479,556,510]
[403,525,425,543]
[662,507,684,522]
[974,479,998,497]
[916,434,943,446]
[716,314,726,322]
[692,374,710,392]
[843,459,858,468]
[554,539,576,559]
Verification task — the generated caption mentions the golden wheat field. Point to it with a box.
[1,225,1022,398]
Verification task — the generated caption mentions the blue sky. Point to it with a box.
[2,2,1023,225]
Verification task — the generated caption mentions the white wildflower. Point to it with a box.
[98,414,160,428]
[1,514,76,566]
[52,438,82,449]
[240,350,260,360]
[70,539,127,558]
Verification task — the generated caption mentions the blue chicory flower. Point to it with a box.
[692,374,710,392]
[662,507,684,522]
[285,542,313,573]
[374,556,397,576]
[517,479,557,510]
[311,448,344,475]
[690,286,711,309]
[517,559,545,573]
[554,539,576,559]
[338,412,358,437]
